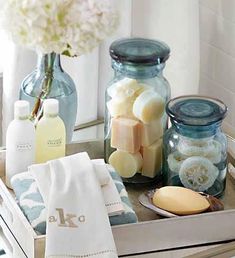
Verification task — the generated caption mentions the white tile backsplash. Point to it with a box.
[200,42,217,79]
[213,50,235,93]
[199,1,235,135]
[200,0,235,24]
[199,0,220,12]
[199,75,234,124]
[200,4,235,58]
[218,0,235,23]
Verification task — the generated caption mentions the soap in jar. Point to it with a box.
[109,150,143,178]
[111,117,141,153]
[133,90,165,124]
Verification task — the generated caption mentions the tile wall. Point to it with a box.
[199,0,235,137]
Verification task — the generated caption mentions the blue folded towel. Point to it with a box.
[11,165,138,235]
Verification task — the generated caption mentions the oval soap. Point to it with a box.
[152,186,210,215]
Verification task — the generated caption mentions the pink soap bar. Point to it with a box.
[111,118,141,153]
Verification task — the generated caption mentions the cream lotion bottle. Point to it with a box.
[36,99,66,163]
[6,100,35,188]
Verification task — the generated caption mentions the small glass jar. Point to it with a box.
[104,38,171,183]
[163,96,228,197]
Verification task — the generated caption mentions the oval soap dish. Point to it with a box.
[139,189,224,218]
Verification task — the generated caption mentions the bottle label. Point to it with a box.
[16,143,32,151]
[47,138,62,147]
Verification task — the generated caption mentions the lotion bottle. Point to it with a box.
[36,99,66,163]
[6,100,35,188]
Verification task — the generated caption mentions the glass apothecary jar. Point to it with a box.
[163,96,228,197]
[104,38,171,183]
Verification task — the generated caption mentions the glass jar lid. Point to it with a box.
[166,95,227,126]
[110,38,170,65]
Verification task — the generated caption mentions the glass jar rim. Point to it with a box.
[166,95,228,126]
[109,38,170,65]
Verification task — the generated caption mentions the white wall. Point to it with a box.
[199,0,235,137]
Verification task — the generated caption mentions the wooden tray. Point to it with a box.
[1,140,235,258]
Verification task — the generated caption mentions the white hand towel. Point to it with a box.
[29,159,124,216]
[30,152,118,258]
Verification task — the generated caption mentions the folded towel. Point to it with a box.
[107,165,138,226]
[29,152,118,258]
[11,164,137,235]
[28,158,124,217]
[92,159,123,216]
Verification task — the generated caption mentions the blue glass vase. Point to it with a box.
[19,53,77,143]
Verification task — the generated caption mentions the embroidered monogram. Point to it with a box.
[48,208,86,228]
[49,216,57,223]
[78,215,86,223]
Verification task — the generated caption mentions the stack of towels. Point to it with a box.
[11,152,137,258]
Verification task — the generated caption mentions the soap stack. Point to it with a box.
[107,78,165,179]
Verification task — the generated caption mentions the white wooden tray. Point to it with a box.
[0,140,235,258]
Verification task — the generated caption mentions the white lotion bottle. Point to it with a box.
[6,101,35,188]
[36,99,66,163]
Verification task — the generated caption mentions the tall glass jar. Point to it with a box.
[105,38,171,183]
[163,96,227,197]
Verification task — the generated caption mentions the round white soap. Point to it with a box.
[133,90,165,123]
[107,78,140,100]
[153,186,210,215]
[106,98,136,119]
[108,150,142,178]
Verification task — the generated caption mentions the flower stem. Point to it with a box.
[30,52,56,121]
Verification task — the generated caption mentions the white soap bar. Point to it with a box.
[153,186,210,215]
[107,82,152,119]
[141,120,163,146]
[111,117,141,153]
[133,90,165,123]
[109,150,143,178]
[107,78,141,100]
[107,98,136,119]
[142,139,162,178]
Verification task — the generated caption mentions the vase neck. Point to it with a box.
[37,53,62,73]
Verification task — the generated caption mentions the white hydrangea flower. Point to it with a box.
[0,0,119,56]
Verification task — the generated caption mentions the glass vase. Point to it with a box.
[19,52,77,143]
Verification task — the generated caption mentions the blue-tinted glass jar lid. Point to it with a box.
[110,38,170,65]
[166,96,227,126]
